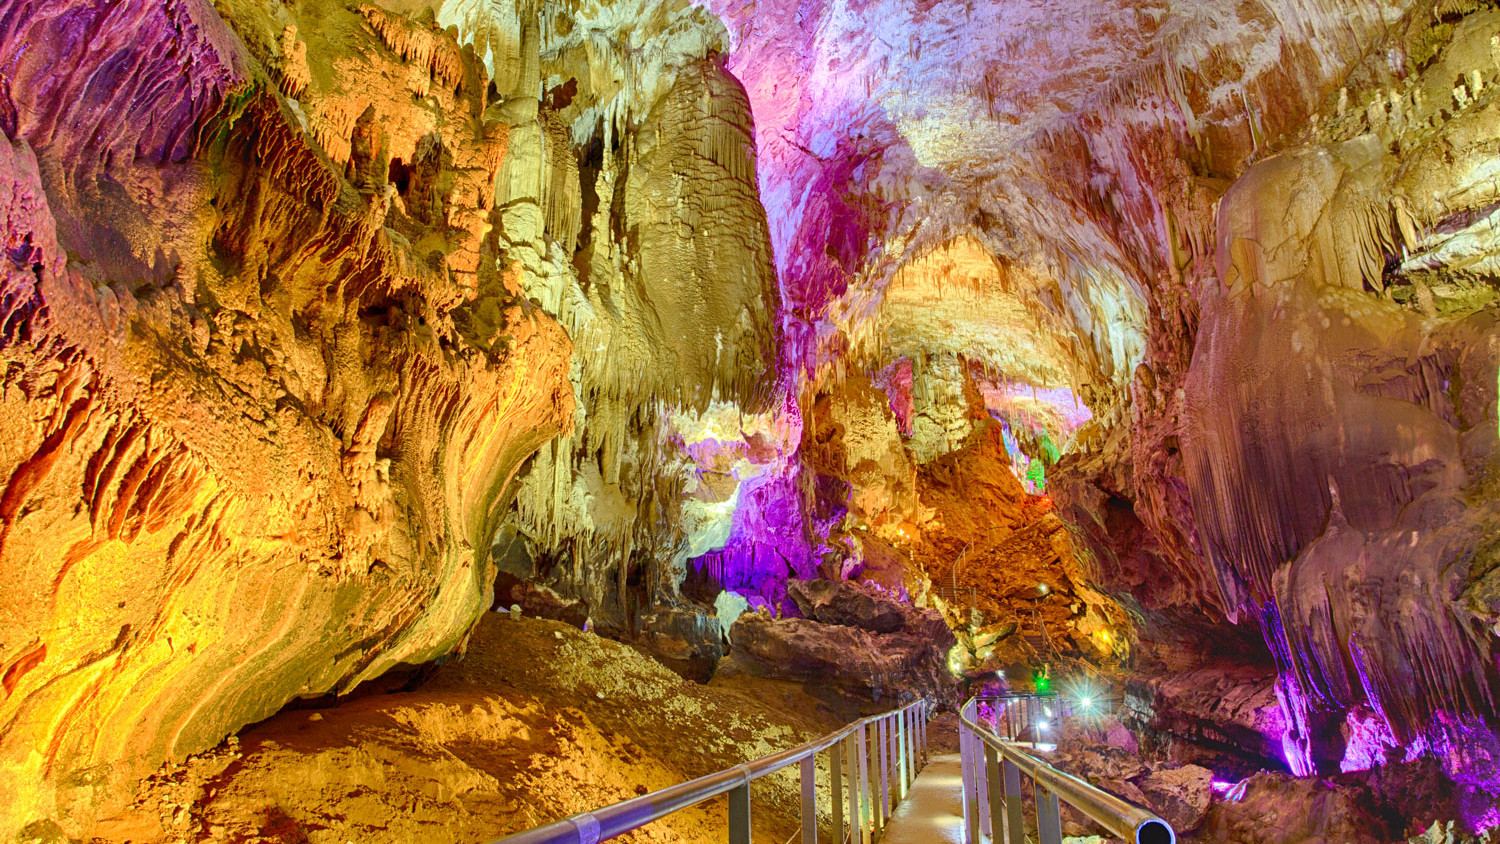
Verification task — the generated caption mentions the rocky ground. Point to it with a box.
[79,615,852,844]
[1043,719,1497,844]
[68,605,1492,844]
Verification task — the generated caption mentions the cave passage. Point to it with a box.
[1,0,1499,842]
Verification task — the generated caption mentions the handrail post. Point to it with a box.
[889,714,900,806]
[831,742,844,844]
[984,745,1004,844]
[960,709,978,844]
[1035,782,1062,844]
[894,713,906,801]
[877,717,890,824]
[800,756,816,844]
[870,719,876,839]
[1002,757,1023,844]
[905,708,915,783]
[917,703,926,767]
[848,735,863,844]
[729,783,752,844]
[886,714,897,808]
[976,729,991,840]
[900,710,912,785]
[892,714,902,805]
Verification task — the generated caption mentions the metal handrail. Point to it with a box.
[973,693,1064,746]
[958,698,1175,844]
[489,699,931,844]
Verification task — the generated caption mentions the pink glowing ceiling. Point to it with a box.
[707,0,1407,395]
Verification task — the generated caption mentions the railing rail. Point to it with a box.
[489,699,931,844]
[958,697,1175,844]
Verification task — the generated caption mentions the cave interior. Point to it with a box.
[3,0,1500,841]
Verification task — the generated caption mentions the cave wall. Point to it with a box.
[0,0,783,834]
[1067,2,1500,809]
[707,0,1500,816]
[1180,15,1500,782]
[12,0,1500,834]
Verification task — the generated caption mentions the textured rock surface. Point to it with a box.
[101,614,845,844]
[787,578,908,634]
[726,592,957,704]
[0,0,782,834]
[1137,764,1214,832]
[496,15,785,642]
[19,0,1500,838]
[0,0,580,833]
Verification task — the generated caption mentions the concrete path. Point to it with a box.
[879,754,965,844]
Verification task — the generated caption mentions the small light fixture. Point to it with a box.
[1037,583,1049,595]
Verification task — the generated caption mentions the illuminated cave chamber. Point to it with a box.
[1,0,1499,841]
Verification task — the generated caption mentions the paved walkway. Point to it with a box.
[879,754,965,844]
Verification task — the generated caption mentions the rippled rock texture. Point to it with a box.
[0,0,781,834]
[1174,13,1500,793]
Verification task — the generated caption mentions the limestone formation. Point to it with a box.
[0,0,582,831]
[13,0,1500,840]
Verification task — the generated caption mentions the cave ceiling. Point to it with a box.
[706,0,1410,402]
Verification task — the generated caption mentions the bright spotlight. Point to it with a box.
[1079,696,1094,709]
[1038,720,1049,731]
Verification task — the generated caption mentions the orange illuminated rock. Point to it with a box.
[0,0,571,835]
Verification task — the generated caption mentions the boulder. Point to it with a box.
[1138,765,1213,833]
[787,579,907,633]
[728,613,956,703]
[636,609,725,684]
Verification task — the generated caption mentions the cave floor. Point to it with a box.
[102,615,850,844]
[880,754,965,844]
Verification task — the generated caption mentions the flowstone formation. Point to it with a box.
[1183,14,1500,785]
[704,0,1500,835]
[465,0,786,666]
[0,0,580,833]
[0,0,782,835]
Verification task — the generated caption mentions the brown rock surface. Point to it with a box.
[1137,764,1213,833]
[911,424,1130,676]
[787,578,909,633]
[96,614,845,844]
[727,610,957,705]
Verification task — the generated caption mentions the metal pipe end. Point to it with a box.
[1135,819,1175,844]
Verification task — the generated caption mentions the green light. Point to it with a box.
[1034,670,1051,693]
[1025,458,1046,491]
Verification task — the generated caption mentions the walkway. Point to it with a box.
[878,754,965,844]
